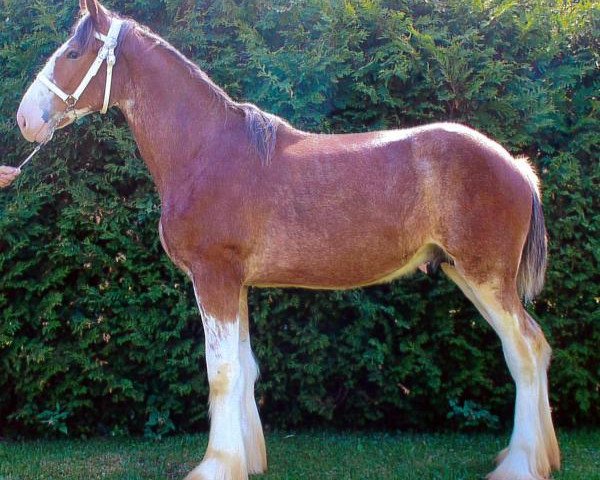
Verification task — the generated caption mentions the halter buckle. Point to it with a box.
[105,38,118,49]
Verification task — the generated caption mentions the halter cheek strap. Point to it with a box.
[37,18,123,115]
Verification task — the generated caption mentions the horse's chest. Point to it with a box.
[158,219,194,277]
[158,192,254,275]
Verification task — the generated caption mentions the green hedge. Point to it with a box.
[0,0,598,438]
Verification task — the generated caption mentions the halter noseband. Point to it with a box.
[37,18,123,115]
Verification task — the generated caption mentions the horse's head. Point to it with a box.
[17,0,129,143]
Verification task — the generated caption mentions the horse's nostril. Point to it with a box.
[17,113,27,130]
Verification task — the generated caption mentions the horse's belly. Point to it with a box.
[247,231,433,290]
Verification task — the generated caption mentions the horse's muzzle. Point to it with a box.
[17,80,55,143]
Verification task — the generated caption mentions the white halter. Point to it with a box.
[37,18,123,115]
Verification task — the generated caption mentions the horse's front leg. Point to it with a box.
[185,266,248,480]
[239,287,267,474]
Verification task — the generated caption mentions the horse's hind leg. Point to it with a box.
[185,265,248,480]
[239,288,267,474]
[441,264,559,480]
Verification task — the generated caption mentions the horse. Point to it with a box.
[15,1,560,479]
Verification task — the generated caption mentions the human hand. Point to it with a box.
[0,166,21,188]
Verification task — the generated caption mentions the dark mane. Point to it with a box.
[237,103,279,165]
[73,12,281,165]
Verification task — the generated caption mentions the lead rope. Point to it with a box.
[17,144,41,170]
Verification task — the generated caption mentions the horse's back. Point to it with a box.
[246,126,429,287]
[246,122,534,288]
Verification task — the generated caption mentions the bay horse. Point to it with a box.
[14,1,560,479]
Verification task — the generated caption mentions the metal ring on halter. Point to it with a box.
[65,95,77,108]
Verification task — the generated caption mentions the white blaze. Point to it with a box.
[18,41,70,142]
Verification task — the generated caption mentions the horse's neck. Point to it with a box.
[117,38,243,198]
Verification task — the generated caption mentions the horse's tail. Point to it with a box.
[515,156,548,303]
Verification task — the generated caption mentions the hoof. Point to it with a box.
[487,452,548,480]
[489,441,555,480]
[487,469,544,480]
[184,450,247,480]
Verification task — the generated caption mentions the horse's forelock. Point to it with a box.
[70,12,129,53]
[70,15,95,51]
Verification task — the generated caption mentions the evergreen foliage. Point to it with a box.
[0,0,598,437]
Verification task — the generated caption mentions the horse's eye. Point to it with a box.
[66,50,80,60]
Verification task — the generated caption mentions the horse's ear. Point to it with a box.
[80,0,109,29]
[80,0,98,15]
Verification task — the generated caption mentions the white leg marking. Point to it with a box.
[485,310,547,480]
[187,281,247,480]
[442,268,556,479]
[239,337,266,473]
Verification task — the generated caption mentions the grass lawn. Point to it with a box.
[0,430,598,479]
